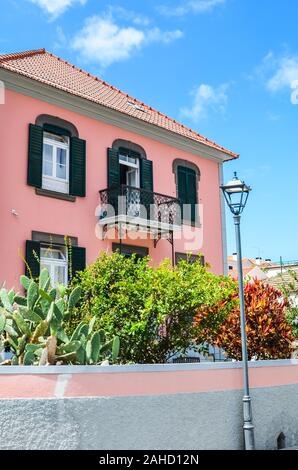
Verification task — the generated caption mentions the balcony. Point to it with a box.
[98,185,181,235]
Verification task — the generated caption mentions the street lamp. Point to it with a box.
[221,172,255,450]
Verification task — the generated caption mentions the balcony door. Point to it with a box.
[119,150,141,217]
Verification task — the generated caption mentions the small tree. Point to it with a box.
[70,252,236,363]
[273,270,298,338]
[195,278,294,360]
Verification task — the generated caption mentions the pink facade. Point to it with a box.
[0,61,234,288]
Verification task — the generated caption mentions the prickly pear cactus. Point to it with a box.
[0,268,120,366]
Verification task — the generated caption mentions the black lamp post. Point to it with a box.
[221,172,255,450]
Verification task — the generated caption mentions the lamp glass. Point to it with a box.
[221,172,251,216]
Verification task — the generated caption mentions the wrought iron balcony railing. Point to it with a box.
[98,185,181,231]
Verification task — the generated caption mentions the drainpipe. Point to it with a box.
[219,163,228,275]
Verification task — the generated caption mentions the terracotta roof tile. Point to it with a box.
[0,49,239,159]
[266,272,298,291]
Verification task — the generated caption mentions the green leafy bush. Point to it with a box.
[70,252,236,363]
[286,308,298,339]
[271,270,298,339]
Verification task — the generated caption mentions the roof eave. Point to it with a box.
[0,65,239,162]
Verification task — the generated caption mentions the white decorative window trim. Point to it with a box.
[40,246,68,287]
[119,151,141,216]
[42,132,70,194]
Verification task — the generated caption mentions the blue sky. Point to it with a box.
[2,0,298,262]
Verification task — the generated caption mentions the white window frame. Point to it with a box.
[42,132,70,194]
[119,153,140,188]
[119,155,141,217]
[40,246,68,287]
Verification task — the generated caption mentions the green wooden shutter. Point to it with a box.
[177,166,187,204]
[108,148,120,187]
[140,159,153,220]
[69,137,86,197]
[27,124,43,188]
[140,159,153,192]
[177,166,197,223]
[107,148,120,215]
[177,166,187,221]
[187,169,197,223]
[25,240,40,278]
[69,246,86,279]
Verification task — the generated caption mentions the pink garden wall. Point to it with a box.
[0,89,224,288]
[1,361,298,450]
[1,361,298,400]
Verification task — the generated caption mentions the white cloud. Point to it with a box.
[251,51,298,102]
[73,16,144,68]
[267,56,298,91]
[72,15,183,68]
[54,26,67,49]
[181,83,229,122]
[158,0,225,17]
[247,51,274,82]
[29,0,87,18]
[108,6,151,26]
[147,27,183,44]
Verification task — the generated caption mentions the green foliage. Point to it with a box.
[70,252,236,363]
[0,268,120,366]
[286,308,298,338]
[273,270,298,339]
[68,286,82,310]
[0,311,6,334]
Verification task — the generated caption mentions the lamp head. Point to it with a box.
[221,172,251,215]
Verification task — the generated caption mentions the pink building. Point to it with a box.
[0,49,238,288]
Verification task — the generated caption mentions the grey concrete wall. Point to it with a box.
[1,383,298,450]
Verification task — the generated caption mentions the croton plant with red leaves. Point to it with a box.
[195,278,294,360]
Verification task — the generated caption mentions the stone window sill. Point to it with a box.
[35,188,76,202]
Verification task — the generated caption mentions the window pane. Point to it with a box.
[40,260,53,285]
[128,156,137,165]
[43,143,53,161]
[41,247,66,260]
[44,132,68,144]
[43,160,52,176]
[40,248,49,258]
[119,154,137,166]
[43,144,53,176]
[56,148,67,179]
[56,165,66,180]
[127,169,138,187]
[42,144,53,176]
[57,148,66,166]
[54,265,67,286]
[40,260,48,271]
[119,154,128,163]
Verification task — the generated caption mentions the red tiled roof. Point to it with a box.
[0,49,238,159]
[228,266,255,280]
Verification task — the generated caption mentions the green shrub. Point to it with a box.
[271,269,298,339]
[286,307,298,339]
[70,252,236,363]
